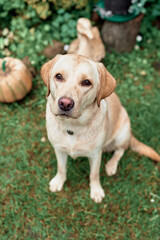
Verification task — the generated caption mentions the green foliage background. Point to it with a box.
[0,0,94,63]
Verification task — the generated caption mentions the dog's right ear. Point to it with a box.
[41,55,61,97]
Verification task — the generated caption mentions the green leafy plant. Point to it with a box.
[128,0,160,18]
[51,9,77,44]
[0,0,94,65]
[146,0,160,19]
[25,0,51,19]
[128,0,148,15]
[50,0,97,10]
[0,0,25,28]
[25,0,96,19]
[0,0,25,17]
[1,3,93,66]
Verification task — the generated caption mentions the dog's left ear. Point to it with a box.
[97,63,117,107]
[41,54,61,97]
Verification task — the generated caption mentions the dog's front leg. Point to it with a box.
[89,151,105,203]
[49,148,68,192]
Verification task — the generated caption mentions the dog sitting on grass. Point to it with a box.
[41,54,160,203]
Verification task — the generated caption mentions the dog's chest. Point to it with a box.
[46,116,105,158]
[56,131,91,158]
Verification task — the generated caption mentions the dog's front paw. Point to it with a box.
[90,184,105,203]
[105,161,118,176]
[49,174,66,192]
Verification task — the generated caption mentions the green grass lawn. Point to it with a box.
[1,24,160,240]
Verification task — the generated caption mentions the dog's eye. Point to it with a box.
[55,73,63,81]
[81,79,92,86]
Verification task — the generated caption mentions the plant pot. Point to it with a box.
[104,0,131,15]
[101,13,144,53]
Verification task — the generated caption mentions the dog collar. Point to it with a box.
[67,130,74,135]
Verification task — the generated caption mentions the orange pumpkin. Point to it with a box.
[0,57,32,103]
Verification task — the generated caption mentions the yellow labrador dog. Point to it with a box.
[41,54,160,203]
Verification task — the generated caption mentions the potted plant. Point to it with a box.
[95,0,148,52]
[104,0,131,15]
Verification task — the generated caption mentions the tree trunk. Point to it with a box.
[101,13,143,53]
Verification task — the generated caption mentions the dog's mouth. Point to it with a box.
[55,110,73,118]
[58,113,71,118]
[55,112,80,119]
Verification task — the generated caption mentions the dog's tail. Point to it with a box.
[129,134,160,162]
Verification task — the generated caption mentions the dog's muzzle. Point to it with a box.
[58,97,74,112]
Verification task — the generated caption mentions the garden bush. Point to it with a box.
[1,0,160,68]
[0,0,95,68]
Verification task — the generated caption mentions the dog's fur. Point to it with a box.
[41,54,160,203]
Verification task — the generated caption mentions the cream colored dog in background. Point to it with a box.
[41,54,160,203]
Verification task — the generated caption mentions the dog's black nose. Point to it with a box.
[58,97,74,111]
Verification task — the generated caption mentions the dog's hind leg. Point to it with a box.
[105,149,125,176]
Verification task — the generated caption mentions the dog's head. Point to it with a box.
[41,54,116,119]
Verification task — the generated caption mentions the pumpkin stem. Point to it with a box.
[2,60,6,72]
